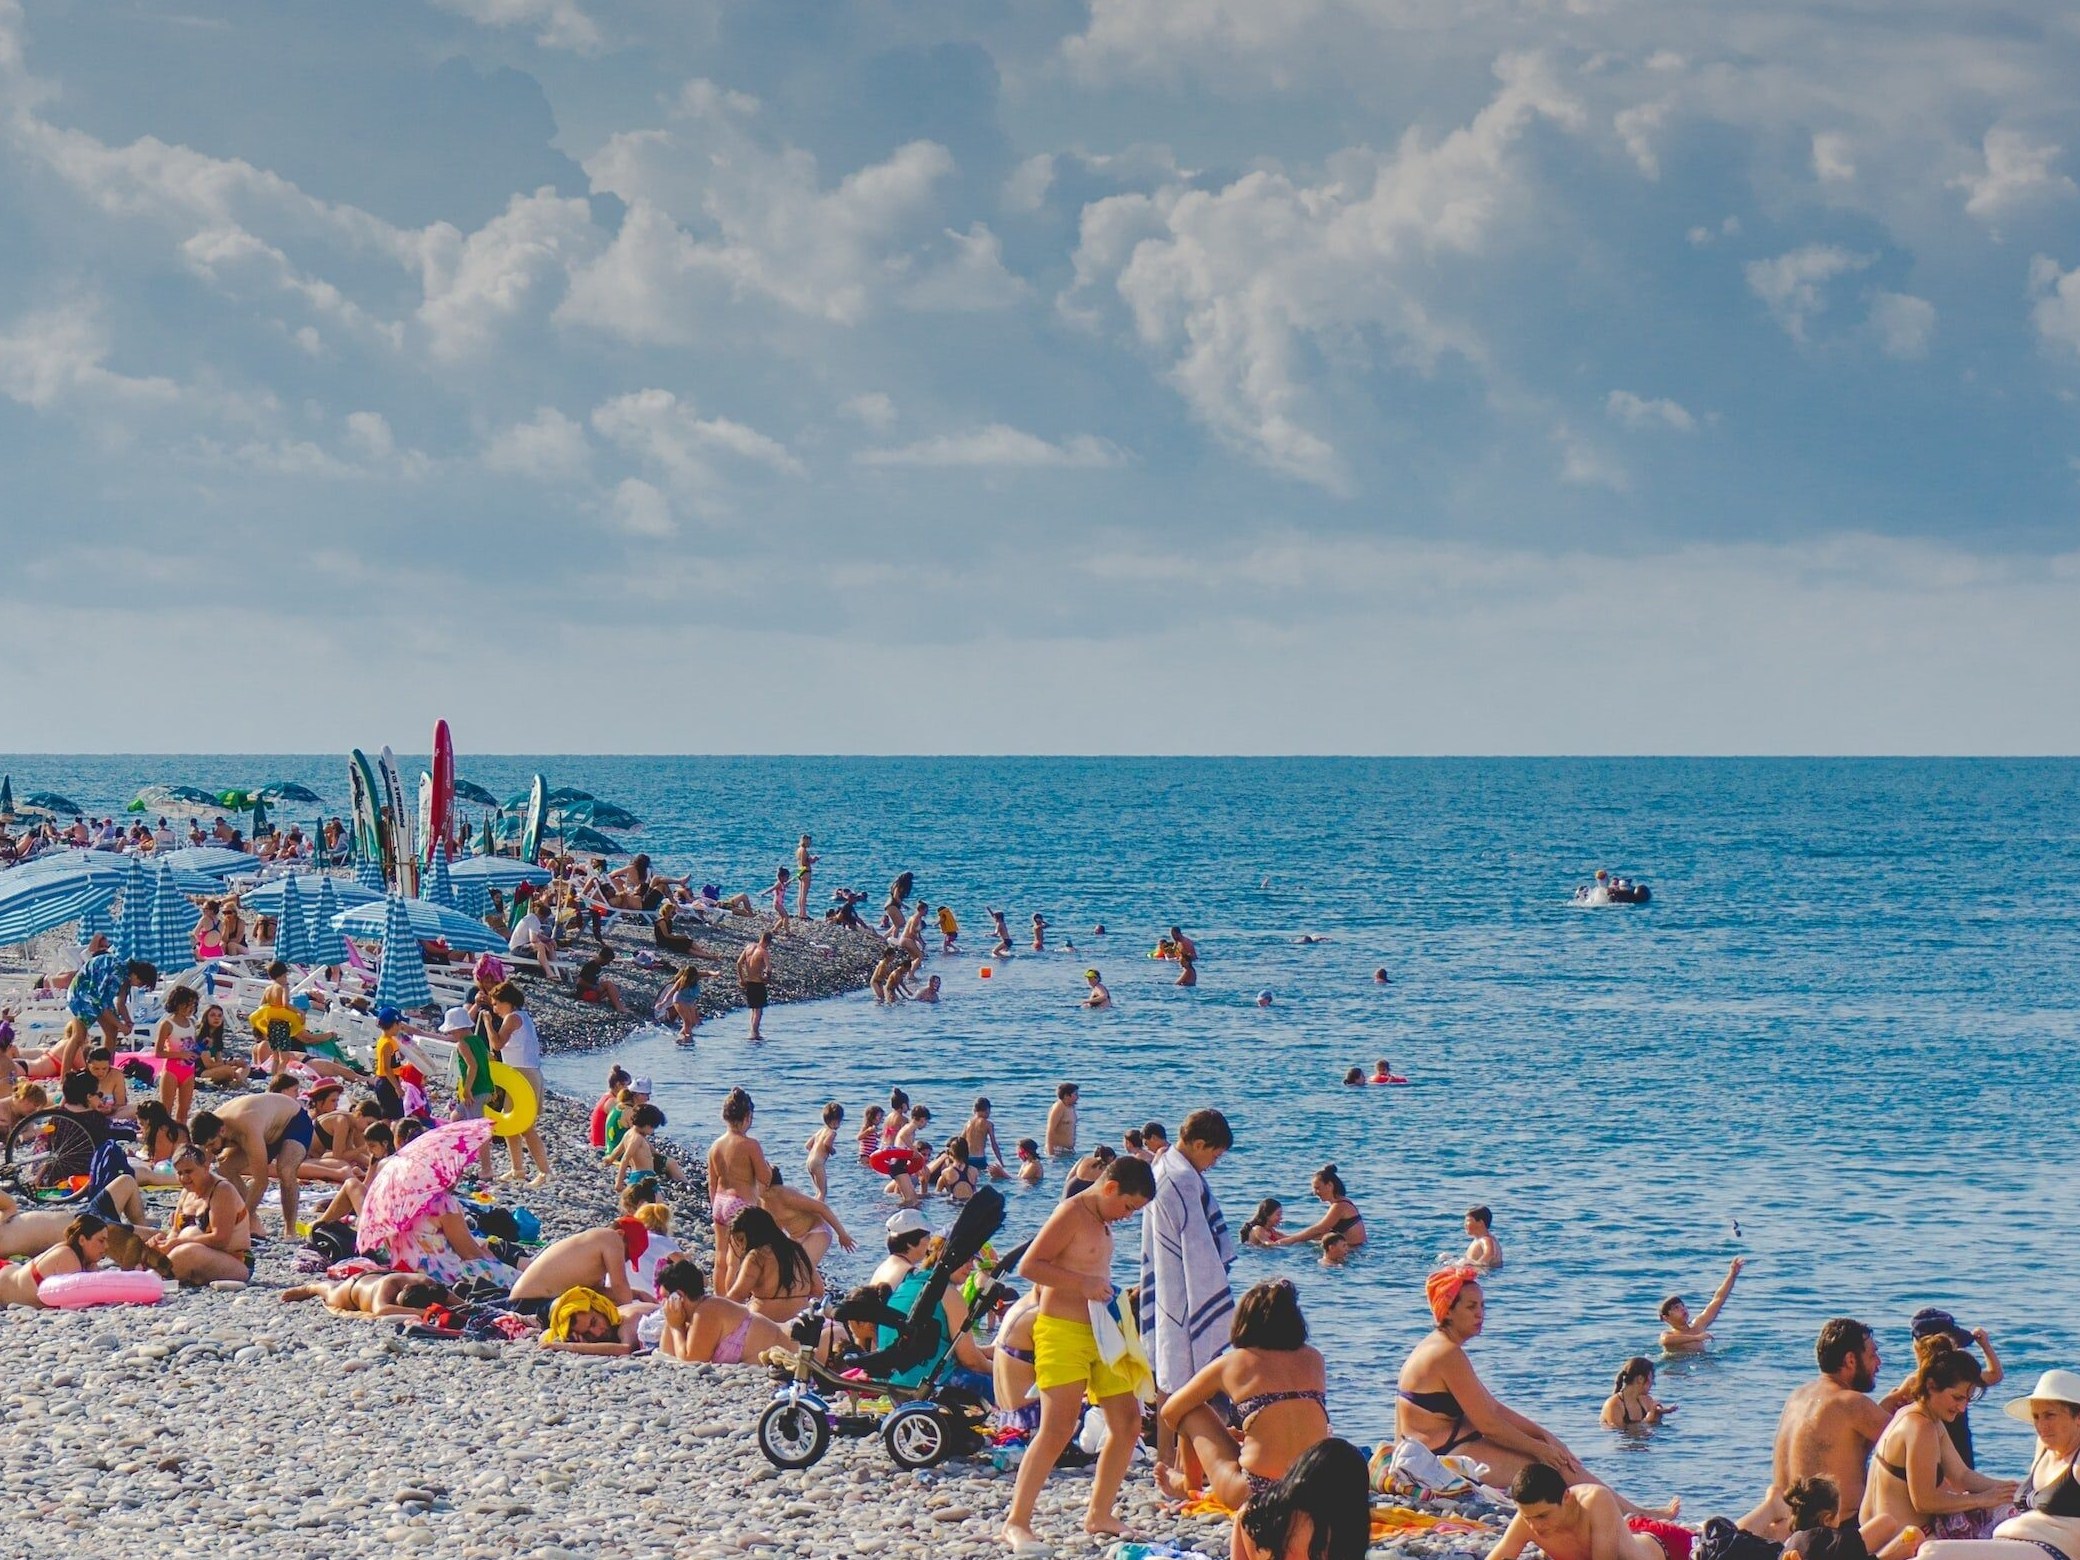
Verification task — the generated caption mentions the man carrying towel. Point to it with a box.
[1138,1108,1236,1484]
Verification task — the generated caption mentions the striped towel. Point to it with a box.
[1137,1148,1237,1394]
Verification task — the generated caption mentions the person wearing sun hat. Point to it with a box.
[1918,1371,2080,1560]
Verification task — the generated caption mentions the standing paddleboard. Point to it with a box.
[347,750,383,866]
[378,746,415,896]
[521,774,547,864]
[416,773,435,879]
[428,719,455,865]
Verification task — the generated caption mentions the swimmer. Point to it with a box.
[1240,1200,1284,1247]
[1045,1081,1079,1156]
[1602,1358,1673,1430]
[1321,1232,1351,1267]
[1343,1067,1365,1086]
[914,975,942,1004]
[1082,970,1112,1009]
[1170,925,1198,987]
[988,908,1012,957]
[1660,1257,1743,1352]
[1371,1059,1408,1084]
[1014,1138,1045,1186]
[1256,990,1274,1007]
[1296,935,1327,945]
[1031,912,1047,952]
[1093,923,1106,936]
[1463,1206,1502,1270]
[1373,969,1391,985]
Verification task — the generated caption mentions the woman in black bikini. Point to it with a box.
[1862,1343,2017,1542]
[1601,1357,1672,1430]
[1271,1165,1366,1251]
[1157,1279,1331,1511]
[1061,1144,1115,1201]
[1399,1267,1676,1518]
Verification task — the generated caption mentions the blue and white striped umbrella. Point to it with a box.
[77,898,115,947]
[354,859,387,892]
[115,857,151,962]
[423,843,456,909]
[147,863,195,974]
[332,896,506,954]
[275,875,311,965]
[447,857,551,889]
[0,863,123,945]
[371,895,433,1010]
[237,873,382,919]
[307,878,348,966]
[151,846,256,880]
[455,874,489,918]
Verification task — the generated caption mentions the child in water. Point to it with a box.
[805,1102,842,1199]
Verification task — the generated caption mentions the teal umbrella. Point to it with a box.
[371,895,433,1010]
[307,878,348,966]
[275,875,311,964]
[549,800,642,831]
[23,791,84,817]
[560,825,622,855]
[424,843,456,909]
[147,863,195,973]
[453,780,500,808]
[115,857,151,962]
[259,782,322,804]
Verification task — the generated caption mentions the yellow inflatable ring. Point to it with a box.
[248,1003,306,1038]
[480,1060,538,1138]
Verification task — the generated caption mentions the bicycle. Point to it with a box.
[2,1109,104,1204]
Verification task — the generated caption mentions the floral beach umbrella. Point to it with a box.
[356,1118,495,1254]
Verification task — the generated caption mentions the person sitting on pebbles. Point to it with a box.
[605,1104,683,1193]
[280,1273,457,1318]
[144,1145,254,1286]
[0,1212,115,1308]
[656,1255,793,1365]
[508,1220,653,1313]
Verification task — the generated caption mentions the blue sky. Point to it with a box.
[2,0,2077,752]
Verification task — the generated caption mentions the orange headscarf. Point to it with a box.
[1426,1265,1480,1325]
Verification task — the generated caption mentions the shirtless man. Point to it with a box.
[508,1222,647,1309]
[190,1092,315,1238]
[1003,1156,1158,1555]
[1169,926,1198,987]
[1488,1464,1692,1560]
[989,909,1013,958]
[1743,1318,1891,1542]
[1660,1258,1744,1351]
[736,931,773,1041]
[1045,1081,1079,1157]
[282,1272,453,1316]
[1083,969,1112,1009]
[794,835,817,919]
[961,1097,1009,1179]
[146,1146,253,1285]
[706,1086,773,1294]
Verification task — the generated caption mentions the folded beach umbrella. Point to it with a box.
[371,896,435,1011]
[477,816,496,857]
[334,896,505,954]
[354,859,388,892]
[424,843,456,910]
[447,857,551,889]
[0,776,12,819]
[115,856,151,962]
[357,1119,495,1254]
[0,860,124,945]
[275,875,311,965]
[147,863,196,974]
[307,878,349,967]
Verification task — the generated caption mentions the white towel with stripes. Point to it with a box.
[1137,1147,1236,1394]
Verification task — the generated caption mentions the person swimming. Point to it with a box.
[1371,1059,1408,1084]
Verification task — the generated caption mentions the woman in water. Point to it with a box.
[1241,1200,1285,1248]
[1062,1143,1115,1200]
[723,1207,824,1321]
[1862,1342,2017,1544]
[1271,1166,1365,1251]
[1398,1267,1675,1516]
[657,965,703,1041]
[1158,1279,1333,1511]
[1602,1358,1672,1429]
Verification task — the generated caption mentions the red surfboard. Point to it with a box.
[427,718,455,865]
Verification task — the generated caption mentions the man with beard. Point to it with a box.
[1746,1318,1893,1544]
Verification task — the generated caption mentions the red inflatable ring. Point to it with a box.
[869,1147,926,1176]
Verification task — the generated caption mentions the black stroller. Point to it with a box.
[756,1187,1019,1471]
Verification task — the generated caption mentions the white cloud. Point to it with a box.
[591,389,805,514]
[2028,256,2080,357]
[610,477,675,538]
[1606,389,1696,431]
[1003,154,1056,213]
[1868,291,1935,360]
[1744,245,1873,341]
[416,190,599,360]
[0,300,182,411]
[841,392,898,431]
[1953,129,2076,221]
[1614,98,1671,179]
[1812,133,1855,184]
[1065,0,1338,82]
[428,0,601,54]
[1065,53,1583,489]
[857,425,1128,469]
[901,224,1028,312]
[483,407,592,482]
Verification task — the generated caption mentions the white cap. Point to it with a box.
[631,1076,654,1095]
[885,1210,929,1239]
[437,1006,474,1034]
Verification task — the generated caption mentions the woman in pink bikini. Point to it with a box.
[657,1255,790,1365]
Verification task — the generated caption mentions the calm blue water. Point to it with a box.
[9,755,2080,1512]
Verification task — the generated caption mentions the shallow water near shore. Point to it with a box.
[13,755,2080,1515]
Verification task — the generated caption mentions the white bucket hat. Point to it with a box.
[2004,1369,2080,1422]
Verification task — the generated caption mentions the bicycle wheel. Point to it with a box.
[5,1110,101,1204]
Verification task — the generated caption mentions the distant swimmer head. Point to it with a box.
[1256,990,1274,1007]
[1084,970,1100,983]
[1372,969,1390,984]
[1596,868,1609,880]
[1343,1067,1365,1086]
[1093,924,1106,935]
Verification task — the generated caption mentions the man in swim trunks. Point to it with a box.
[1083,970,1112,1009]
[1169,926,1198,987]
[1488,1463,1694,1560]
[190,1091,313,1239]
[1045,1081,1079,1156]
[736,931,773,1041]
[1659,1257,1743,1351]
[1743,1318,1891,1542]
[1003,1155,1157,1555]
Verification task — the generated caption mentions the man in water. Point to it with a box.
[1003,1156,1157,1555]
[1082,970,1111,1009]
[1488,1463,1693,1560]
[735,930,773,1041]
[1659,1257,1744,1351]
[1045,1082,1079,1156]
[1169,925,1198,987]
[1744,1317,1890,1541]
[988,908,1012,957]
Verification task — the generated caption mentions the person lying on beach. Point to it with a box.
[145,1146,253,1286]
[1269,1166,1365,1251]
[539,1288,654,1355]
[1401,1268,1677,1517]
[1463,1206,1502,1269]
[1485,1463,1695,1560]
[0,1185,101,1259]
[723,1208,824,1321]
[657,1255,792,1365]
[1661,1258,1743,1351]
[1046,1081,1079,1156]
[281,1273,455,1318]
[606,1106,683,1191]
[706,1087,773,1294]
[760,1169,856,1264]
[1603,1358,1673,1429]
[1159,1278,1332,1510]
[1083,970,1112,1009]
[0,1212,114,1307]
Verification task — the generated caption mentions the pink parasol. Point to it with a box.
[356,1118,494,1254]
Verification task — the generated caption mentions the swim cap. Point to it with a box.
[1426,1265,1481,1325]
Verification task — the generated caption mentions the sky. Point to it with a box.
[1,0,2078,753]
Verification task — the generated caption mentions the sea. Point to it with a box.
[8,754,2080,1514]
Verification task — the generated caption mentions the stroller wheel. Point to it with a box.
[883,1405,951,1470]
[757,1400,832,1469]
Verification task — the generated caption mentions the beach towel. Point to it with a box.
[1137,1147,1236,1394]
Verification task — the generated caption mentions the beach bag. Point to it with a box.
[304,1221,357,1263]
[470,1205,519,1243]
[1700,1519,1781,1560]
